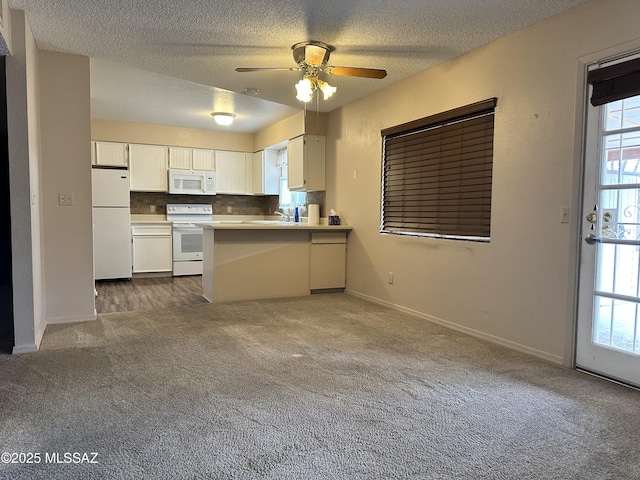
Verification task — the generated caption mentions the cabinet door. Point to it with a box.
[129,144,168,191]
[168,146,192,169]
[244,153,254,195]
[132,236,172,273]
[305,135,325,191]
[95,141,128,167]
[253,150,280,195]
[252,151,263,193]
[192,148,215,171]
[215,150,247,194]
[310,243,346,289]
[287,135,325,192]
[287,135,305,190]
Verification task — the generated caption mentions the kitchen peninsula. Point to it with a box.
[201,222,352,302]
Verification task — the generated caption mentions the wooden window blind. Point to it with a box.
[587,57,640,107]
[381,98,497,241]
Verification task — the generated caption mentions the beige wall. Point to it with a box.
[254,111,305,151]
[327,0,640,364]
[92,119,254,152]
[254,111,328,151]
[39,50,95,323]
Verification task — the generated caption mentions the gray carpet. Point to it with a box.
[1,293,638,479]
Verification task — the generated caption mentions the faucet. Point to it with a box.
[274,211,290,222]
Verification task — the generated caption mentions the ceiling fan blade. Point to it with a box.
[324,66,387,79]
[235,67,301,73]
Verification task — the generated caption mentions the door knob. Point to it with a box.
[585,234,601,245]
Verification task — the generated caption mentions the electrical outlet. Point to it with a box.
[388,272,394,284]
[149,205,156,213]
[58,193,74,206]
[226,206,233,214]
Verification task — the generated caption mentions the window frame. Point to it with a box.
[380,98,497,242]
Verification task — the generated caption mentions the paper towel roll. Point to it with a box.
[308,204,320,225]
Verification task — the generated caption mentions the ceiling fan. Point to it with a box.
[235,41,387,103]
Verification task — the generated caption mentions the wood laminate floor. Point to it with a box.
[95,275,208,314]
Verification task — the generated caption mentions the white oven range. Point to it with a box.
[166,204,213,276]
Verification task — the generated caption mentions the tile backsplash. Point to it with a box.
[131,191,325,217]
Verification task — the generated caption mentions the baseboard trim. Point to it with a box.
[346,289,563,365]
[47,313,97,325]
[12,343,38,354]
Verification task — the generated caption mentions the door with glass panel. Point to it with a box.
[577,91,640,387]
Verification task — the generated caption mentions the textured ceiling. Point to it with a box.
[8,0,588,133]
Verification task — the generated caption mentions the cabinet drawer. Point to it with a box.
[311,232,346,244]
[131,224,172,236]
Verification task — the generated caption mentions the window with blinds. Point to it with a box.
[380,98,497,241]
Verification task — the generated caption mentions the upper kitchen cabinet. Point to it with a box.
[168,146,191,169]
[252,150,280,195]
[192,148,216,171]
[215,150,252,194]
[129,144,168,192]
[287,135,325,191]
[169,147,215,171]
[93,141,128,167]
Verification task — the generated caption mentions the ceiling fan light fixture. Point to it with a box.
[211,112,236,126]
[295,78,314,103]
[236,40,386,104]
[318,80,337,100]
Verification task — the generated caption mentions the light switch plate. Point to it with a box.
[560,206,570,223]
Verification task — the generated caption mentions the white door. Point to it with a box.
[576,93,640,387]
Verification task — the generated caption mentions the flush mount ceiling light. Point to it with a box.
[236,41,386,103]
[211,112,236,126]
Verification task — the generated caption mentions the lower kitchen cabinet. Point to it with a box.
[309,232,346,290]
[131,224,172,273]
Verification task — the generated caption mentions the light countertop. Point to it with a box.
[200,221,352,231]
[131,214,351,230]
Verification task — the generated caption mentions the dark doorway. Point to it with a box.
[0,55,14,353]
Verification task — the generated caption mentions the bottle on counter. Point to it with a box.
[294,206,300,223]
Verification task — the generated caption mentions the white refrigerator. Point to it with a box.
[92,168,132,280]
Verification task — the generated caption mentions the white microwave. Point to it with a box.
[168,169,216,195]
